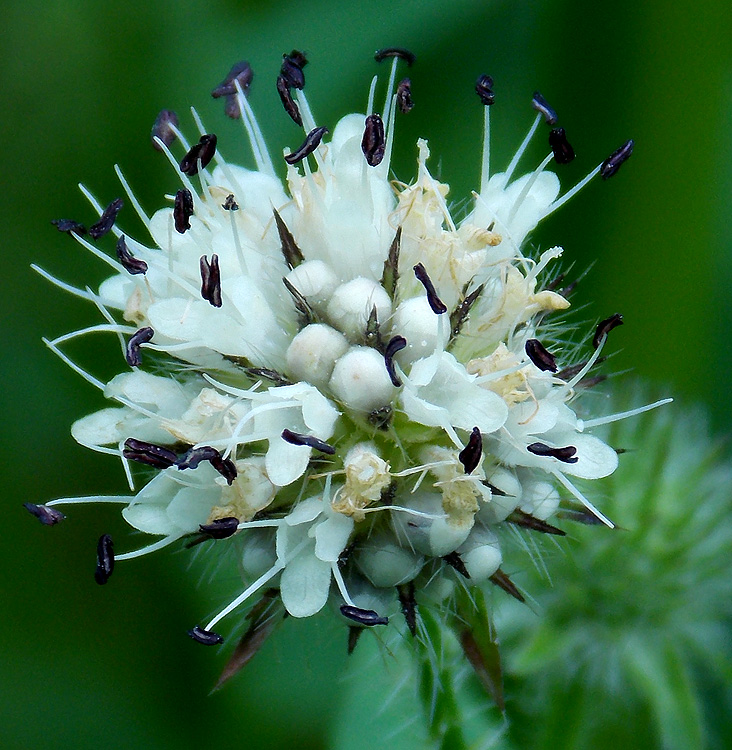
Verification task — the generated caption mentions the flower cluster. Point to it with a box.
[29,49,668,673]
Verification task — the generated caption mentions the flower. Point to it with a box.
[31,49,670,683]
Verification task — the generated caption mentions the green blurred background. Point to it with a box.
[2,0,731,747]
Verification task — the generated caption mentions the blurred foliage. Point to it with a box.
[2,0,732,747]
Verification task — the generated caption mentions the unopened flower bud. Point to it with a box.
[390,296,450,365]
[286,323,349,388]
[285,260,339,311]
[329,346,396,412]
[326,277,392,340]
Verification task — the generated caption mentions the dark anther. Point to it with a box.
[527,442,579,464]
[600,139,634,180]
[23,502,66,526]
[450,284,484,340]
[489,569,525,602]
[531,91,558,125]
[281,429,335,455]
[211,61,253,99]
[125,326,154,368]
[94,534,114,585]
[179,134,217,176]
[284,127,328,165]
[507,509,566,536]
[384,335,407,387]
[173,189,194,234]
[361,113,386,167]
[340,605,389,627]
[223,194,239,211]
[593,313,624,349]
[200,254,223,308]
[458,427,482,474]
[443,551,471,579]
[51,219,86,236]
[115,235,148,275]
[273,209,304,269]
[381,227,401,301]
[224,95,242,120]
[475,74,495,106]
[199,516,240,539]
[123,438,178,469]
[280,50,308,90]
[188,625,224,645]
[176,446,237,484]
[347,626,363,655]
[89,198,123,240]
[413,263,447,314]
[525,339,558,372]
[374,47,416,66]
[151,109,179,151]
[397,582,417,636]
[549,127,575,165]
[276,75,302,126]
[396,78,414,114]
[282,277,316,325]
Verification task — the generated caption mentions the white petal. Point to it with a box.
[166,485,221,532]
[280,545,332,617]
[123,502,180,535]
[314,514,354,562]
[553,432,619,480]
[265,437,311,487]
[285,496,323,526]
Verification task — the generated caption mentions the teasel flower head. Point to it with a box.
[30,49,669,691]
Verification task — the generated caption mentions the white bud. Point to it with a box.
[285,323,350,388]
[457,525,502,582]
[477,466,523,523]
[326,277,392,340]
[285,260,339,311]
[520,478,560,520]
[328,346,396,412]
[390,296,449,365]
[355,533,424,587]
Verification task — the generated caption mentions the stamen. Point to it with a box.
[380,226,401,300]
[475,74,495,106]
[507,510,565,536]
[51,219,86,236]
[284,126,328,165]
[173,188,194,234]
[188,625,224,646]
[199,517,240,539]
[23,502,66,525]
[413,263,447,314]
[200,254,223,308]
[553,471,615,528]
[384,335,407,387]
[115,235,148,275]
[151,109,179,151]
[94,534,114,585]
[531,91,558,125]
[443,551,471,578]
[272,209,304,269]
[281,429,335,455]
[580,398,673,429]
[362,113,386,166]
[176,446,237,484]
[280,50,308,90]
[179,134,217,176]
[488,569,525,602]
[374,47,416,66]
[276,75,302,126]
[549,127,575,164]
[600,139,634,179]
[89,198,123,240]
[593,313,623,349]
[222,194,238,211]
[125,326,154,367]
[396,78,414,113]
[340,605,389,626]
[458,427,482,474]
[122,438,177,469]
[449,284,484,340]
[527,442,578,463]
[397,582,417,636]
[525,338,558,372]
[503,113,542,185]
[555,356,605,381]
[211,60,253,99]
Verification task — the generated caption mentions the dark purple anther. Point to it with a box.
[151,109,179,151]
[458,427,482,474]
[413,263,447,314]
[396,78,414,114]
[115,235,148,275]
[340,605,389,627]
[211,61,253,98]
[89,198,123,239]
[123,438,177,469]
[475,74,495,106]
[200,254,222,308]
[525,339,558,372]
[284,127,328,165]
[276,75,302,126]
[384,335,407,387]
[527,442,579,463]
[280,50,308,90]
[179,134,217,176]
[188,625,224,645]
[94,534,114,585]
[199,517,240,539]
[593,313,624,349]
[549,127,575,164]
[176,446,237,484]
[222,194,239,211]
[51,219,86,236]
[361,113,386,167]
[374,47,416,66]
[23,502,66,526]
[281,429,335,455]
[173,189,194,234]
[601,139,634,179]
[125,326,154,368]
[531,91,558,125]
